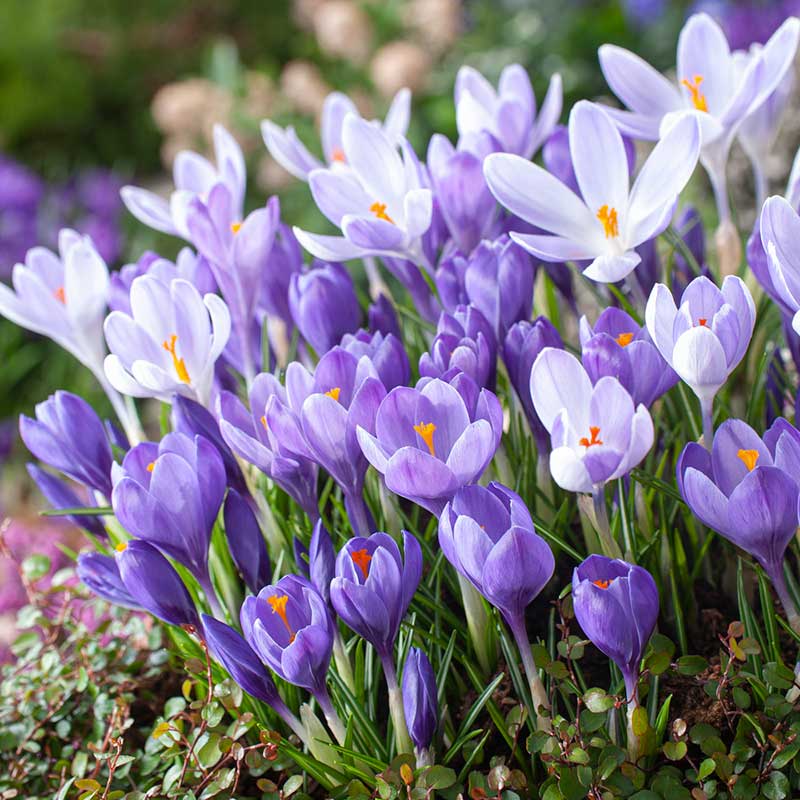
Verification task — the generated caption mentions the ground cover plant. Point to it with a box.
[5,8,800,799]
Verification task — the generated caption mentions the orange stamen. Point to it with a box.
[162,334,191,384]
[115,542,128,553]
[414,422,436,456]
[370,202,395,224]
[616,332,634,347]
[593,578,612,589]
[737,449,759,472]
[351,548,373,580]
[597,205,619,238]
[267,594,295,642]
[579,426,603,448]
[260,415,268,431]
[230,221,242,234]
[146,461,156,473]
[325,387,341,402]
[698,318,708,327]
[681,75,708,112]
[331,147,346,163]
[54,286,66,304]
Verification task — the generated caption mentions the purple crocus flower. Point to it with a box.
[340,329,410,392]
[402,647,438,764]
[122,125,246,240]
[484,102,701,283]
[677,418,800,619]
[439,483,554,717]
[111,432,226,613]
[436,305,498,388]
[77,552,139,609]
[289,260,362,355]
[104,275,231,407]
[419,325,494,389]
[579,307,679,408]
[258,221,303,332]
[115,539,200,629]
[307,519,336,611]
[218,372,320,521]
[223,489,271,595]
[572,555,659,702]
[293,115,433,266]
[19,390,114,497]
[503,317,564,454]
[530,348,654,493]
[368,293,402,340]
[598,13,799,221]
[454,64,562,159]
[645,275,755,442]
[262,88,411,181]
[357,376,503,516]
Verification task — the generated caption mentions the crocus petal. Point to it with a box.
[530,348,592,433]
[671,326,729,403]
[120,186,179,236]
[292,227,370,261]
[549,446,594,493]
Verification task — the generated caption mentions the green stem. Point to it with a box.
[508,615,550,729]
[381,654,414,756]
[457,574,496,676]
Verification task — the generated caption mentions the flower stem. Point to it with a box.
[626,697,642,763]
[752,157,768,211]
[457,573,496,677]
[344,490,373,538]
[591,485,623,560]
[197,572,224,620]
[381,653,414,756]
[508,615,550,730]
[272,697,309,744]
[96,371,144,445]
[700,397,714,451]
[415,746,432,768]
[315,687,347,746]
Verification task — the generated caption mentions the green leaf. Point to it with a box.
[631,705,649,737]
[676,655,708,675]
[662,741,687,760]
[697,758,715,780]
[421,765,456,789]
[583,688,615,713]
[22,553,51,581]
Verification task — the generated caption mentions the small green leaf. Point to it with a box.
[632,705,649,737]
[663,741,687,761]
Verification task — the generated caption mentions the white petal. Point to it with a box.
[509,232,599,262]
[582,252,641,283]
[292,227,370,261]
[120,186,178,236]
[530,348,592,434]
[403,188,433,238]
[549,446,594,493]
[645,283,679,363]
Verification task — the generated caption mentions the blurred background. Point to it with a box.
[0,0,797,655]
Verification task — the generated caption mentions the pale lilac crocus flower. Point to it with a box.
[104,275,231,407]
[262,88,411,181]
[121,124,246,240]
[645,275,755,445]
[455,64,562,159]
[598,13,799,221]
[484,102,701,283]
[293,114,433,267]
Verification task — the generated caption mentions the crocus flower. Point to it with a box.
[677,418,800,620]
[530,349,654,494]
[572,555,659,701]
[111,432,226,613]
[262,88,411,181]
[436,305,498,388]
[419,325,494,389]
[645,275,755,441]
[20,390,114,497]
[77,552,139,609]
[402,647,438,764]
[289,260,362,355]
[340,329,410,392]
[293,114,433,266]
[484,102,701,283]
[503,317,564,454]
[579,307,679,408]
[217,372,320,521]
[598,13,799,220]
[223,489,271,595]
[368,293,402,340]
[307,519,336,611]
[357,376,503,516]
[121,124,246,240]
[454,64,562,159]
[115,539,200,629]
[258,221,304,331]
[104,275,231,406]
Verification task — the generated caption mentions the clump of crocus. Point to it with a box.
[677,418,800,628]
[402,647,438,766]
[331,532,422,754]
[439,483,554,723]
[572,555,659,761]
[645,275,755,446]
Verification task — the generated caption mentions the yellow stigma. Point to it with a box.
[230,221,242,234]
[737,449,759,472]
[115,542,128,553]
[414,422,436,456]
[681,75,708,112]
[260,415,268,431]
[579,426,603,448]
[351,548,373,580]
[370,202,395,224]
[267,594,295,642]
[54,286,66,304]
[597,205,619,238]
[146,461,156,473]
[331,147,346,163]
[162,334,191,384]
[325,387,341,402]
[616,332,634,347]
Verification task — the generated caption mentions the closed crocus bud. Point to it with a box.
[434,255,469,312]
[289,260,361,355]
[20,391,114,497]
[368,293,402,340]
[419,328,494,389]
[260,222,303,328]
[437,304,497,388]
[308,519,336,610]
[77,552,140,609]
[340,329,410,391]
[678,418,800,625]
[223,489,271,594]
[503,317,564,453]
[116,540,200,629]
[402,647,438,763]
[572,555,659,701]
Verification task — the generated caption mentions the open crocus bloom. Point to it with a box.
[483,101,701,283]
[677,418,800,593]
[758,193,800,332]
[455,64,562,159]
[262,88,411,181]
[122,124,246,240]
[104,275,231,406]
[293,114,433,265]
[645,275,755,409]
[530,348,654,493]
